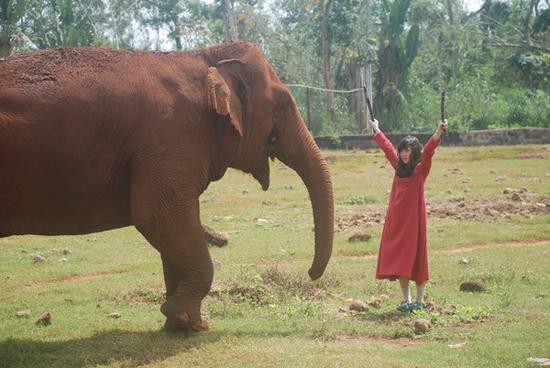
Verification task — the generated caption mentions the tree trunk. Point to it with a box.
[479,0,492,50]
[170,13,183,50]
[321,0,336,124]
[363,0,374,133]
[0,34,11,57]
[445,0,458,78]
[523,0,537,46]
[223,0,238,41]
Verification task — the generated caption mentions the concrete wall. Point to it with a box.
[314,128,550,150]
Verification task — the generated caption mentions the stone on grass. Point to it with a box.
[348,300,369,312]
[459,257,471,265]
[413,318,431,334]
[347,233,371,242]
[36,312,52,326]
[16,310,31,318]
[32,254,46,263]
[460,281,487,292]
[62,247,73,255]
[256,218,269,226]
[108,312,121,318]
[203,225,228,247]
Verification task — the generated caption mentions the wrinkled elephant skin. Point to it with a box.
[0,41,334,332]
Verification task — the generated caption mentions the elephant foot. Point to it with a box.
[163,317,209,333]
[160,293,208,332]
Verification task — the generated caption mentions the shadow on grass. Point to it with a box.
[0,327,297,368]
[1,329,196,368]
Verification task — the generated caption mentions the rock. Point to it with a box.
[460,281,487,292]
[511,192,521,201]
[36,312,52,326]
[348,233,371,242]
[348,300,369,312]
[503,188,514,194]
[242,189,249,194]
[495,176,508,182]
[108,312,121,318]
[459,257,471,265]
[203,225,228,247]
[15,310,31,318]
[413,318,431,334]
[58,257,68,262]
[256,218,269,225]
[448,342,466,349]
[31,254,46,263]
[61,247,73,255]
[463,188,470,193]
[445,189,452,194]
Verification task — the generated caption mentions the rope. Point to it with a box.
[286,84,364,94]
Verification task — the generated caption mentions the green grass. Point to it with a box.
[1,144,550,367]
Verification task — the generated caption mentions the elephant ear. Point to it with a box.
[207,65,244,138]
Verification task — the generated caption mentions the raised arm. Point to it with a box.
[370,119,398,169]
[419,120,447,178]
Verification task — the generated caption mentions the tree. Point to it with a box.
[375,0,419,130]
[222,0,238,41]
[0,0,25,56]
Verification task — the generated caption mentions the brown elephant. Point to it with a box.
[0,41,334,332]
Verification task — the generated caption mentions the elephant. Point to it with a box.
[0,41,334,332]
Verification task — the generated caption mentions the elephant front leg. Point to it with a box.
[132,188,212,332]
[159,241,213,332]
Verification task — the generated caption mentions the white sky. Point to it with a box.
[464,0,484,12]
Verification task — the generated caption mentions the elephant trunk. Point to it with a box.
[277,119,334,280]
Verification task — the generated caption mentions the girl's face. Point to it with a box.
[399,147,412,164]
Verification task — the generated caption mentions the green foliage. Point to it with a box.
[412,304,493,325]
[1,0,549,133]
[340,195,375,205]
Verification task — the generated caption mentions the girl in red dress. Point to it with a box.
[369,119,447,311]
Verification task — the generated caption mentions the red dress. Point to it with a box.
[374,132,440,285]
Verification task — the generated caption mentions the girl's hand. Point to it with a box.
[435,120,448,138]
[369,119,380,133]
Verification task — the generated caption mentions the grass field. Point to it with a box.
[1,144,549,368]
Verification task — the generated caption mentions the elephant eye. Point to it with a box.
[268,132,277,144]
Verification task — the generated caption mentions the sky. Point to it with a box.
[464,0,484,12]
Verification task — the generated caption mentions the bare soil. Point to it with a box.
[336,193,550,231]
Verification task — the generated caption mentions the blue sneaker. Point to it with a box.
[411,302,427,311]
[397,301,414,312]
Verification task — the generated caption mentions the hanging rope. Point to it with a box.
[286,84,364,94]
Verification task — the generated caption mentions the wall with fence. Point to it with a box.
[314,128,550,150]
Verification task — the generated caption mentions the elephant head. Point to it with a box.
[204,42,334,280]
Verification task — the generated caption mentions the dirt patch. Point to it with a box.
[336,194,550,231]
[23,269,128,289]
[427,194,550,221]
[520,149,550,159]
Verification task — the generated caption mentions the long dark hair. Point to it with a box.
[396,136,422,178]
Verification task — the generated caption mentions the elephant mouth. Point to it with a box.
[252,156,270,191]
